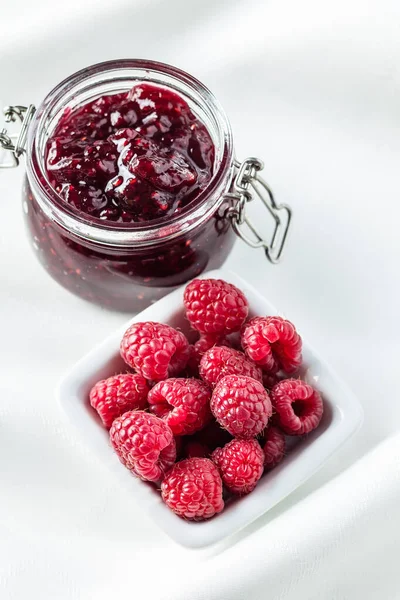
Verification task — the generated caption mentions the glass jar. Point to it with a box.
[1,60,291,312]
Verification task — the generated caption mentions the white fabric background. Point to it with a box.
[1,0,399,598]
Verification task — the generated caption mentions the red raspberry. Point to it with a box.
[211,375,272,439]
[110,411,176,482]
[161,457,224,520]
[212,439,264,494]
[241,316,302,374]
[89,373,149,429]
[183,278,249,334]
[147,378,211,436]
[183,440,209,458]
[262,425,286,469]
[192,333,230,365]
[195,333,230,357]
[185,333,230,376]
[120,321,190,381]
[271,379,323,435]
[199,346,262,389]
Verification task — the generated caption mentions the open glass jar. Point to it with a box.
[1,60,291,312]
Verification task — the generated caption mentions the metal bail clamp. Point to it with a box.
[0,105,36,169]
[225,157,292,264]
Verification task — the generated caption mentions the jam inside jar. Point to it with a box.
[23,60,236,312]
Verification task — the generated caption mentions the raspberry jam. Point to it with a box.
[45,84,215,224]
[23,60,235,312]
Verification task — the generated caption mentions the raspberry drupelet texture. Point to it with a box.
[120,321,190,381]
[161,458,224,520]
[90,373,149,429]
[241,316,302,374]
[185,333,230,376]
[211,375,272,439]
[183,278,249,334]
[271,379,323,435]
[194,333,230,357]
[262,425,286,469]
[199,345,263,389]
[147,378,211,436]
[212,439,264,494]
[110,411,176,481]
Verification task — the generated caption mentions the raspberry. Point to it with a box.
[183,278,249,334]
[161,457,224,520]
[262,426,286,469]
[193,333,230,362]
[212,439,264,494]
[147,378,211,436]
[199,346,262,389]
[186,333,230,376]
[241,316,302,374]
[183,440,209,458]
[89,373,149,429]
[211,375,272,439]
[271,379,323,435]
[120,321,190,381]
[110,411,176,481]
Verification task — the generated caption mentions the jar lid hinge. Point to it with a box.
[225,157,292,264]
[0,105,36,169]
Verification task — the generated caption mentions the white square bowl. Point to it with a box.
[58,268,363,548]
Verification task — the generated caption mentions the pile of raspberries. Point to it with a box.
[89,278,323,521]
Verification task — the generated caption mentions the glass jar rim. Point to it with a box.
[26,59,234,247]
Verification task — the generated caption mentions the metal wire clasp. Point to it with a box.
[0,105,36,168]
[225,157,292,264]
